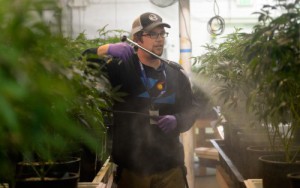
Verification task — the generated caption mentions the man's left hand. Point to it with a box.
[107,42,134,62]
[156,115,177,133]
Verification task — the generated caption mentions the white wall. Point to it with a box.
[61,0,278,62]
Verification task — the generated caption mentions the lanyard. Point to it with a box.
[138,61,167,104]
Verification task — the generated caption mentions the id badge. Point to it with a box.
[149,110,159,125]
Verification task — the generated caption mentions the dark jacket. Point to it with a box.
[83,49,197,174]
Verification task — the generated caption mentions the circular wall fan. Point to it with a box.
[150,0,178,8]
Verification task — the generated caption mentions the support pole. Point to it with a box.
[179,0,192,71]
[179,0,194,188]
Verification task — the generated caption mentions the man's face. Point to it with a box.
[139,26,167,56]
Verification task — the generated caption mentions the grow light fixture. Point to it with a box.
[150,0,178,8]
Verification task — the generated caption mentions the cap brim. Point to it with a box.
[143,22,171,32]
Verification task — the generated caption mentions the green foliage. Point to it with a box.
[191,29,257,127]
[0,0,125,180]
[192,29,250,106]
[192,0,300,162]
[245,0,300,161]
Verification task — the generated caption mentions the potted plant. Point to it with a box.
[244,1,300,187]
[191,27,267,179]
[0,0,123,186]
[66,27,129,181]
[192,0,300,187]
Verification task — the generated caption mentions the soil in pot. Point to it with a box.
[15,157,81,177]
[15,172,79,188]
[259,155,300,188]
[287,172,300,188]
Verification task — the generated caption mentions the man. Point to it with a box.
[83,12,197,188]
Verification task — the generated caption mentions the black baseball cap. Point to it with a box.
[131,12,171,35]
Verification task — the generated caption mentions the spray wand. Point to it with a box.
[121,36,170,64]
[101,108,157,118]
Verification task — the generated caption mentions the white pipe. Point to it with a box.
[179,0,192,72]
[179,1,194,188]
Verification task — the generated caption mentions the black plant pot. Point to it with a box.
[236,131,271,178]
[246,146,288,179]
[287,172,300,188]
[259,155,300,188]
[78,146,102,182]
[14,157,81,188]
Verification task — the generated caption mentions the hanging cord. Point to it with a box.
[207,0,225,35]
[213,0,219,16]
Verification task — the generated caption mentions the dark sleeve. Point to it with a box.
[174,69,199,133]
[81,48,139,91]
[193,86,218,120]
[81,48,103,63]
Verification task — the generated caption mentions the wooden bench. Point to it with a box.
[194,119,222,176]
[195,147,219,176]
[79,158,115,188]
[195,147,219,161]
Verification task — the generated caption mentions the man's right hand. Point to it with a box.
[107,42,134,62]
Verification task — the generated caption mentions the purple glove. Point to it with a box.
[156,115,177,133]
[107,42,134,62]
